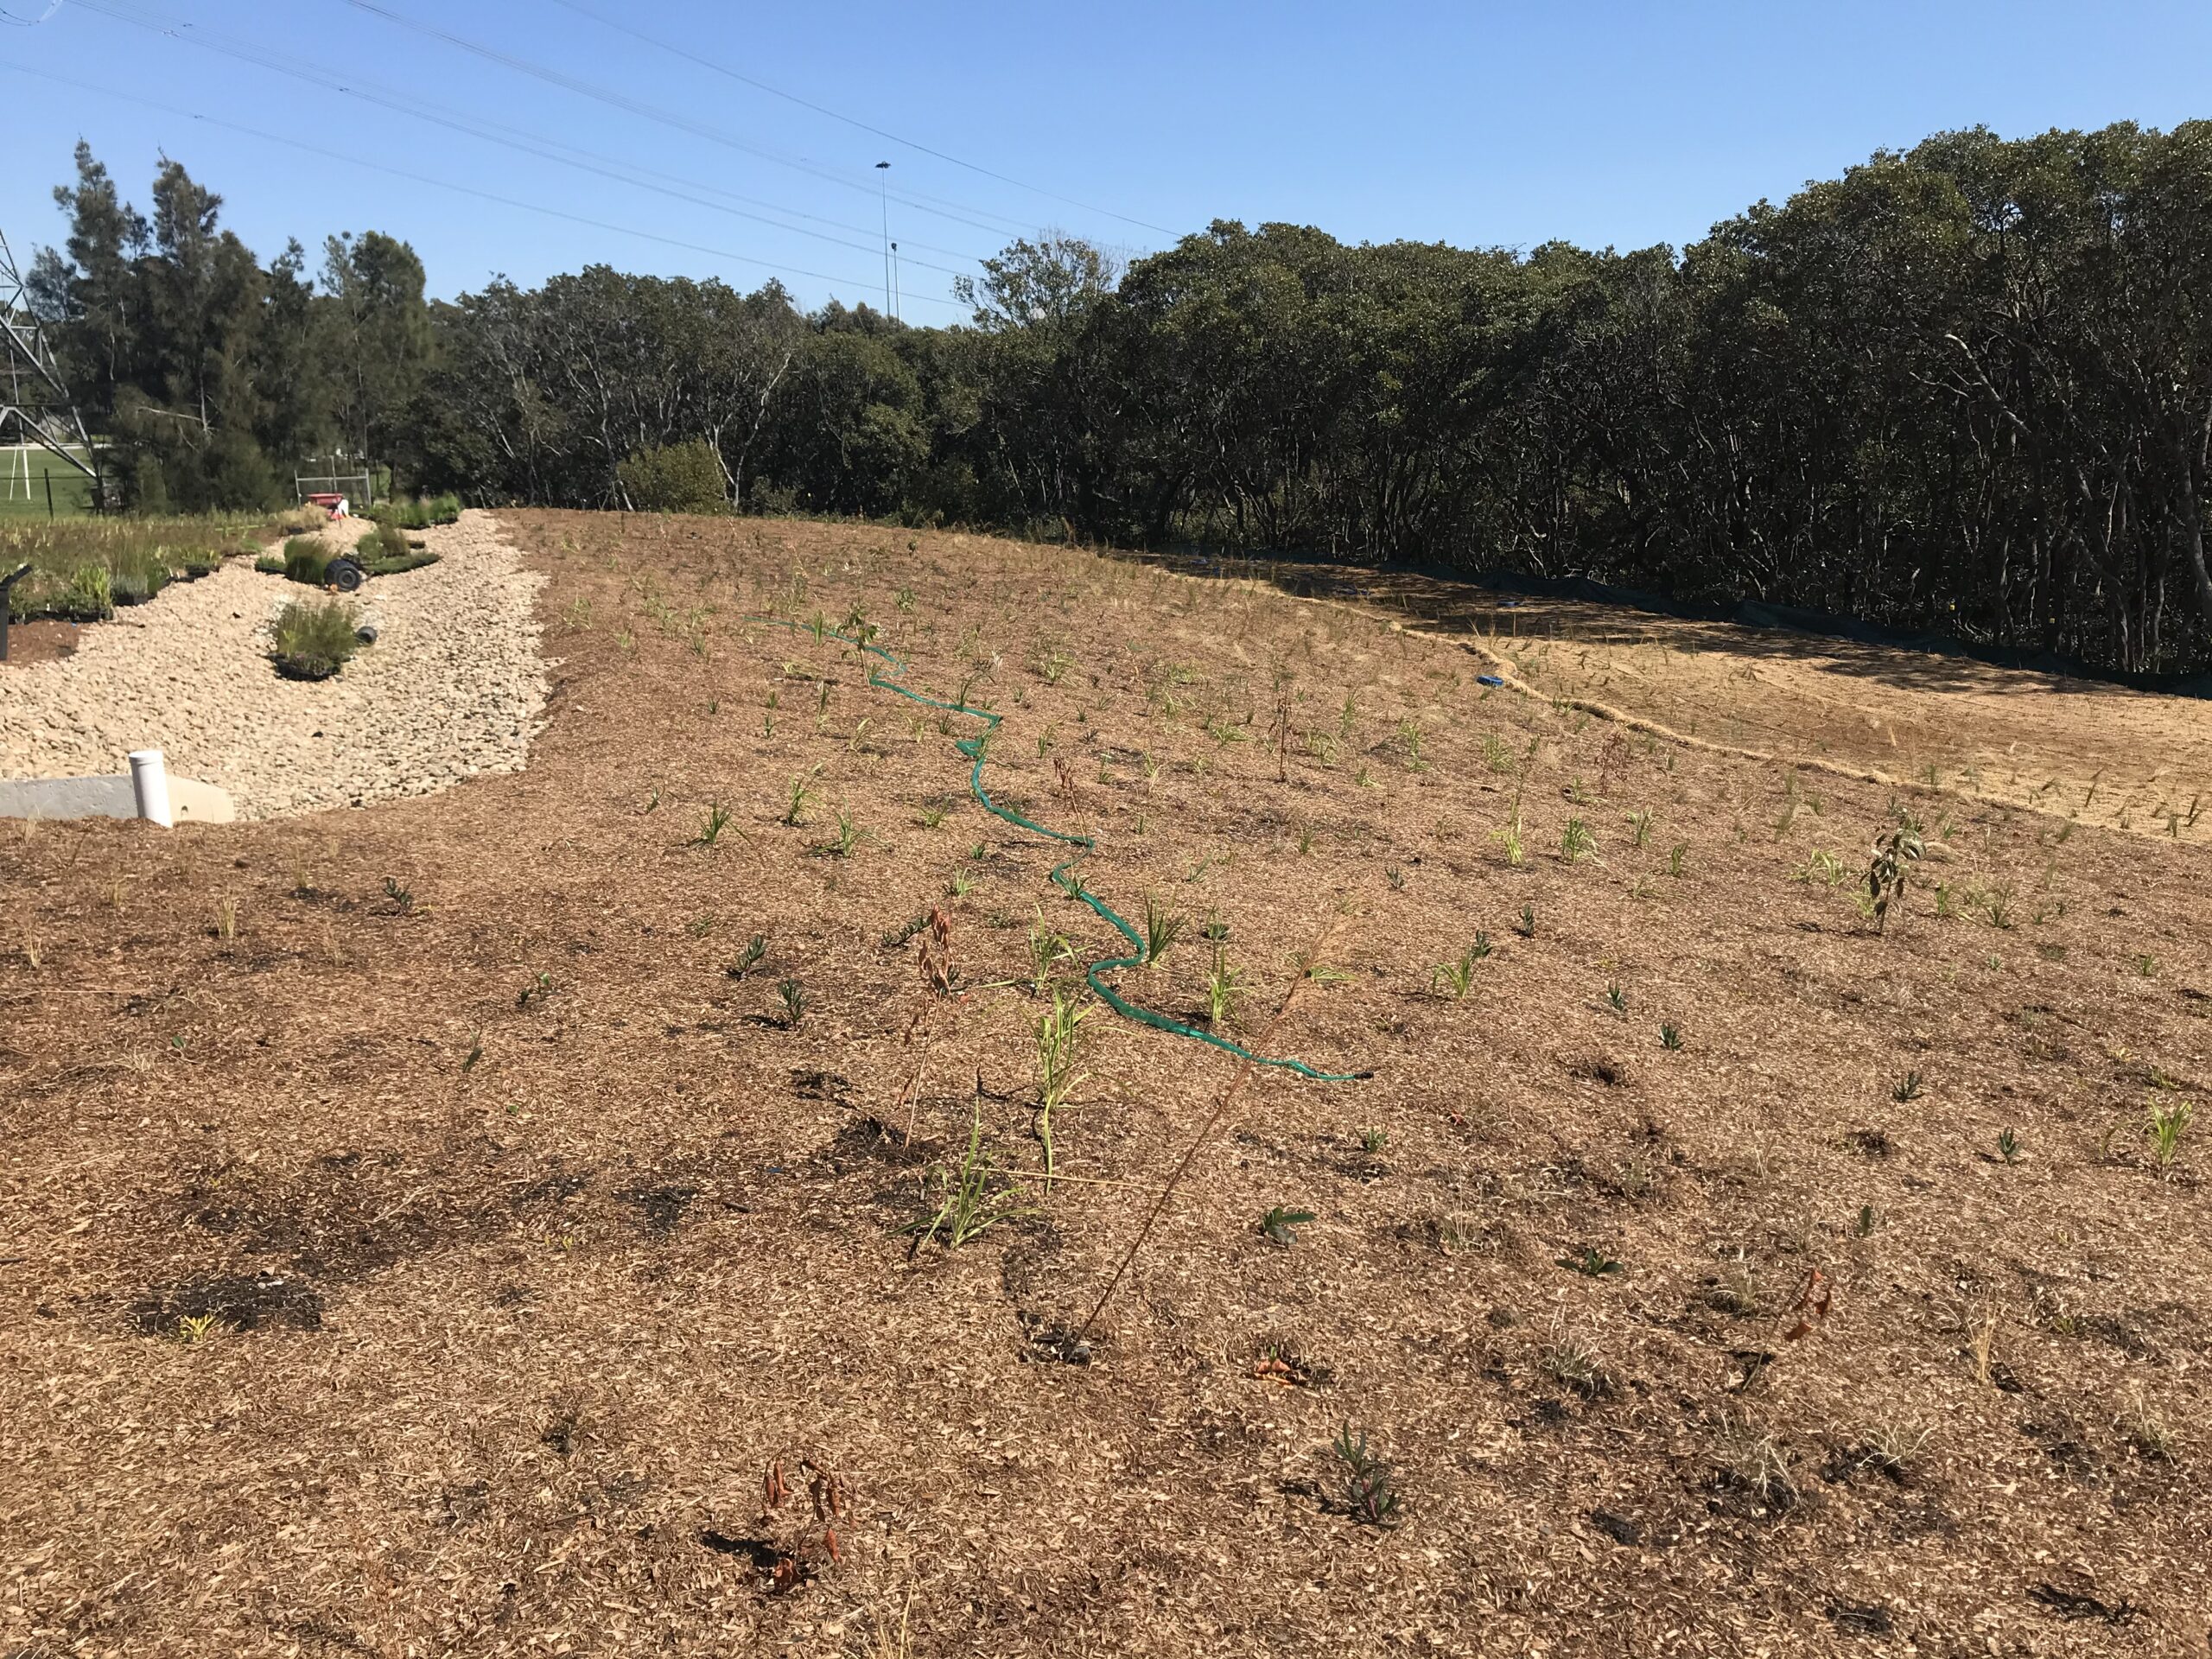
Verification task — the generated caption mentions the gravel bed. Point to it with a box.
[0,511,547,818]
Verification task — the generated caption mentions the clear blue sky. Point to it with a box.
[3,0,2208,318]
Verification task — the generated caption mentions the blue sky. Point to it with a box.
[3,1,2208,317]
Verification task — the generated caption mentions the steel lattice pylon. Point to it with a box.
[0,226,99,503]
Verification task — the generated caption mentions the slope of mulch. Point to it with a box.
[2,509,2208,1657]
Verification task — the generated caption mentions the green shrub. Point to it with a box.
[617,440,726,514]
[270,598,360,679]
[369,493,462,530]
[359,518,438,575]
[111,568,165,607]
[282,537,330,585]
[254,552,285,575]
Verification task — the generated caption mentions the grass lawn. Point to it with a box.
[0,443,98,520]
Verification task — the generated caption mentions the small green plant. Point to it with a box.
[1384,863,1406,891]
[1561,817,1597,863]
[461,1030,485,1072]
[1660,1022,1683,1050]
[1032,989,1089,1186]
[776,977,806,1028]
[1141,893,1185,968]
[1854,1204,1883,1238]
[1627,808,1654,848]
[815,804,864,858]
[1327,1424,1402,1529]
[1996,1128,2023,1165]
[269,598,360,679]
[1432,942,1484,999]
[1514,904,1535,938]
[175,1313,221,1344]
[1027,914,1073,993]
[1892,1071,1924,1103]
[382,875,414,911]
[695,802,733,846]
[1605,982,1627,1014]
[905,1103,1026,1249]
[782,765,823,825]
[1866,823,1926,932]
[916,801,949,829]
[2146,1097,2194,1170]
[1358,1126,1389,1154]
[1667,842,1688,877]
[1259,1205,1315,1247]
[1556,1245,1622,1276]
[728,933,768,978]
[1205,943,1244,1028]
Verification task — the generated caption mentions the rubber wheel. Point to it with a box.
[327,557,365,594]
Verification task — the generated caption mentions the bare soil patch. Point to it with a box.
[0,617,83,668]
[2,512,2207,1656]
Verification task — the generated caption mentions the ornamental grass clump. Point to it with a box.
[270,598,360,680]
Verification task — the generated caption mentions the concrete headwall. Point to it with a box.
[0,773,234,823]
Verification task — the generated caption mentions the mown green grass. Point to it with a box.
[0,447,97,521]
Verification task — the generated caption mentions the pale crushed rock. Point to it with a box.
[0,510,549,819]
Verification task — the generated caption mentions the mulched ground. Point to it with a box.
[3,510,2207,1657]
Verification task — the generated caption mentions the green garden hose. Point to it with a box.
[757,617,1366,1083]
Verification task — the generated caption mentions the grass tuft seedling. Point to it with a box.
[1892,1070,1924,1103]
[696,803,734,847]
[2146,1097,2194,1171]
[1205,944,1244,1028]
[1258,1205,1315,1247]
[783,765,823,826]
[1032,989,1089,1187]
[1605,981,1627,1014]
[1141,893,1186,969]
[1561,817,1597,863]
[1996,1128,2023,1165]
[1660,1022,1683,1050]
[1514,904,1535,939]
[905,1103,1026,1249]
[728,933,768,979]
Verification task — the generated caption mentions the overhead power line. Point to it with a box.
[0,60,962,310]
[339,0,1040,244]
[545,0,1173,239]
[72,0,989,279]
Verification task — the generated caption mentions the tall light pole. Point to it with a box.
[874,161,892,319]
[891,241,901,324]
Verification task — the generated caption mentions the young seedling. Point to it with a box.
[1605,982,1628,1014]
[1027,913,1074,993]
[1562,817,1598,863]
[1514,904,1536,939]
[783,765,823,826]
[2147,1097,2194,1171]
[1432,942,1485,999]
[1627,808,1654,848]
[813,804,864,858]
[1384,863,1406,891]
[1660,1022,1683,1050]
[1358,1126,1389,1154]
[1556,1245,1623,1276]
[777,978,807,1029]
[728,933,768,979]
[1327,1424,1402,1529]
[1892,1070,1925,1103]
[1033,989,1089,1187]
[905,1101,1027,1249]
[696,802,734,847]
[1866,821,1925,933]
[1996,1128,2023,1165]
[1142,893,1186,969]
[383,875,414,912]
[1258,1205,1315,1247]
[1205,944,1244,1028]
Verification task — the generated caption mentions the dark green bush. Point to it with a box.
[617,440,727,514]
[367,493,462,531]
[282,537,330,585]
[270,598,360,679]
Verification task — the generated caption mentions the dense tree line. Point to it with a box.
[32,123,2212,676]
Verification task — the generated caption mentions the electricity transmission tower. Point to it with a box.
[0,226,100,506]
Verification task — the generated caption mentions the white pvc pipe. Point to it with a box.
[127,748,173,828]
